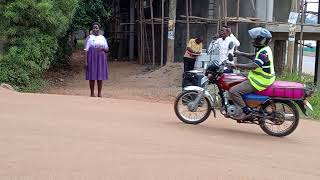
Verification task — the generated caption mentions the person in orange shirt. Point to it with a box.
[183,36,203,72]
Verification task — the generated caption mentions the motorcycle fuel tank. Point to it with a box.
[218,73,247,90]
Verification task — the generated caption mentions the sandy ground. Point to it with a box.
[41,50,183,103]
[2,50,320,179]
[1,88,320,180]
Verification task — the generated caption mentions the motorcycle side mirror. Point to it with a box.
[228,42,234,50]
[228,53,234,62]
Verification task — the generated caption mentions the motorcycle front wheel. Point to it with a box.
[260,100,299,137]
[174,90,211,124]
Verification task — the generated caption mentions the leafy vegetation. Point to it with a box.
[0,0,78,90]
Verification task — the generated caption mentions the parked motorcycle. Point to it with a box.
[174,60,314,137]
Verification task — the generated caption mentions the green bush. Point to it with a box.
[0,0,112,91]
[0,34,57,89]
[53,33,74,67]
[0,0,78,91]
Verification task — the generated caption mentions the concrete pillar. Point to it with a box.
[255,0,274,21]
[255,0,267,19]
[129,0,135,60]
[237,0,256,62]
[274,0,291,22]
[266,0,274,21]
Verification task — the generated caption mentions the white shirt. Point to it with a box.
[84,35,108,51]
[207,34,240,64]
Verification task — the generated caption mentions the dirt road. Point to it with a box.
[1,89,320,180]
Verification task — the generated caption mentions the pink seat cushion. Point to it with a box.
[256,81,305,99]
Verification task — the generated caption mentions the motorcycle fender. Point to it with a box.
[294,100,314,116]
[183,86,215,106]
[294,100,308,116]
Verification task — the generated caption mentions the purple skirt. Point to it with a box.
[86,48,108,80]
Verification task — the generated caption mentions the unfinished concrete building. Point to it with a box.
[108,0,320,82]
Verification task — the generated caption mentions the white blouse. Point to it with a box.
[84,35,108,51]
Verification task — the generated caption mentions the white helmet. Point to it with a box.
[248,27,272,47]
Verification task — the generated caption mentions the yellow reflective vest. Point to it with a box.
[248,46,275,91]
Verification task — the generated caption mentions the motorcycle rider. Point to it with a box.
[228,27,275,121]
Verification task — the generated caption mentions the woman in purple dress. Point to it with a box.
[84,22,109,97]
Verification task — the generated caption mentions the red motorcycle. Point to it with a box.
[174,61,314,137]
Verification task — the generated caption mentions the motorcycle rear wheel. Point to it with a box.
[260,100,299,137]
[174,90,211,124]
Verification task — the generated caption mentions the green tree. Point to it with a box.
[71,0,112,33]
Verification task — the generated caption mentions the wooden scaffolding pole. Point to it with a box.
[186,0,190,44]
[137,0,141,64]
[217,2,221,32]
[221,0,227,26]
[129,0,135,60]
[236,0,240,37]
[298,0,306,76]
[145,24,152,65]
[160,0,164,67]
[150,0,155,68]
[315,0,320,87]
[225,0,228,26]
[189,0,192,17]
[139,0,145,64]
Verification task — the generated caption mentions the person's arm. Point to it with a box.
[233,63,259,70]
[229,34,240,47]
[98,36,109,53]
[234,51,255,60]
[186,39,201,56]
[187,47,198,54]
[208,39,219,53]
[233,50,268,70]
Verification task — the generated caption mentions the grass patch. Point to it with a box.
[308,91,320,119]
[278,73,320,120]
